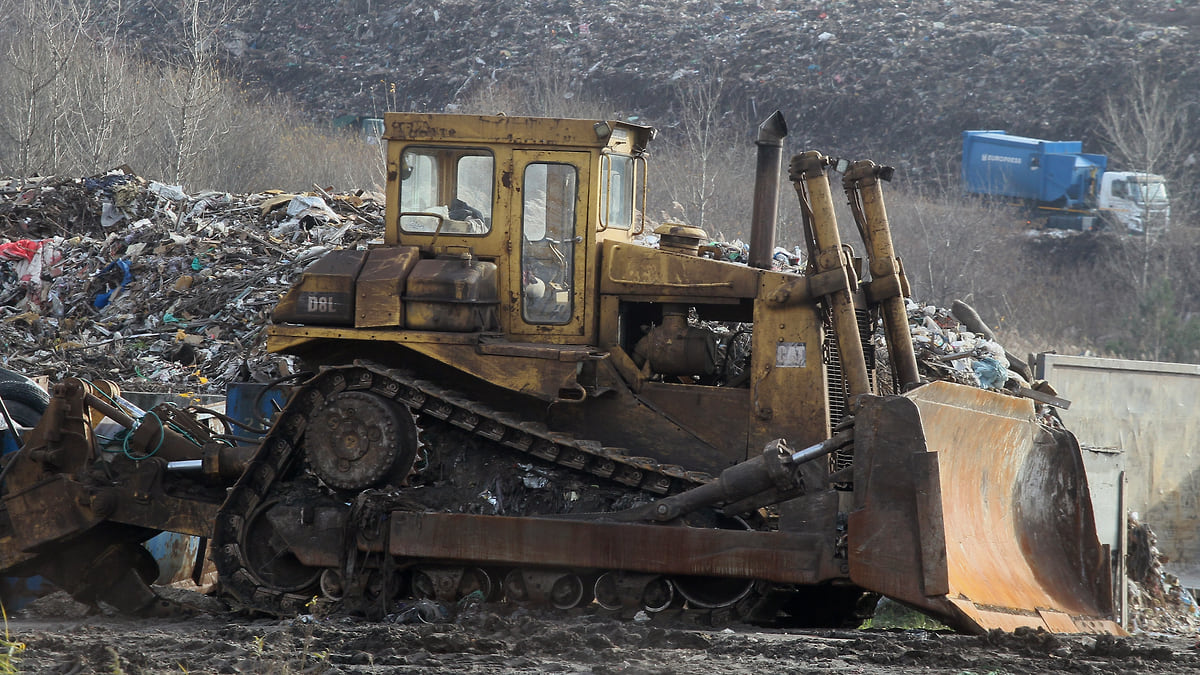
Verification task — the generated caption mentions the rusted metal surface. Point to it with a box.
[404,257,499,332]
[632,308,719,376]
[0,377,228,613]
[382,113,653,151]
[305,390,417,490]
[355,245,420,328]
[386,512,827,584]
[749,273,830,454]
[848,382,1122,634]
[212,362,719,616]
[635,382,751,458]
[272,249,367,325]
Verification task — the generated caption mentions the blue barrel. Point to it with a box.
[225,382,292,445]
[143,531,203,585]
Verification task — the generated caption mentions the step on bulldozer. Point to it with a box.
[0,112,1119,634]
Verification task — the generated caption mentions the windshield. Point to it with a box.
[1130,179,1169,205]
[398,147,494,234]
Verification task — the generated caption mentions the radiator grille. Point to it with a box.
[826,308,877,476]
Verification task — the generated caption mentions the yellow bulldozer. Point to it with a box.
[0,111,1118,634]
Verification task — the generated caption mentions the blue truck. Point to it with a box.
[962,130,1170,234]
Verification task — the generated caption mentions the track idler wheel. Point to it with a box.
[240,501,321,594]
[305,390,418,491]
[319,569,344,601]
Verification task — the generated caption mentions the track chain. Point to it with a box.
[212,359,714,615]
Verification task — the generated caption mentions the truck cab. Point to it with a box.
[1097,170,1170,234]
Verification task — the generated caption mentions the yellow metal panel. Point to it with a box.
[599,241,760,300]
[747,272,829,458]
[266,324,477,354]
[597,295,621,348]
[911,385,1095,614]
[355,246,420,328]
[946,599,1123,635]
[408,342,585,402]
[265,325,583,402]
[381,113,652,151]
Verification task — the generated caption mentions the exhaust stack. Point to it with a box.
[748,111,788,270]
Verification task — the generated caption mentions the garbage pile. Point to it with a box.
[1126,513,1200,634]
[889,298,1033,389]
[109,0,1200,180]
[0,172,385,394]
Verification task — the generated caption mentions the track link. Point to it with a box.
[212,360,714,615]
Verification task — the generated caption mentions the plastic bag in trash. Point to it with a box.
[285,195,341,223]
[94,259,133,309]
[388,598,449,624]
[148,181,188,201]
[972,356,1007,389]
[0,240,43,262]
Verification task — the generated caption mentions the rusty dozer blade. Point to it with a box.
[848,381,1122,634]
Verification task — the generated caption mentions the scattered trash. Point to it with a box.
[0,171,385,394]
[389,599,450,624]
[1126,513,1200,633]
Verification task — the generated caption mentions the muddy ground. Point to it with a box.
[5,592,1197,675]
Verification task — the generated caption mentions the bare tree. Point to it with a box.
[152,0,242,186]
[657,67,744,234]
[59,1,154,171]
[0,0,89,178]
[1096,63,1194,321]
[1097,63,1193,194]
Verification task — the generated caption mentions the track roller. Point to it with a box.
[593,572,676,612]
[672,575,755,609]
[412,566,496,602]
[320,569,344,601]
[504,570,591,609]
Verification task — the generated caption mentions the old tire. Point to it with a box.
[0,380,50,426]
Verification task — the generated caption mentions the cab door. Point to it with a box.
[508,151,591,340]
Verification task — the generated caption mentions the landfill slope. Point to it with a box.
[108,0,1200,176]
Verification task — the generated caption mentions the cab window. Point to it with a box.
[599,154,635,230]
[522,162,577,324]
[399,147,493,235]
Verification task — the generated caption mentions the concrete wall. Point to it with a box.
[1038,354,1200,587]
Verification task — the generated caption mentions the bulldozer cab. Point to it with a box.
[381,113,651,341]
